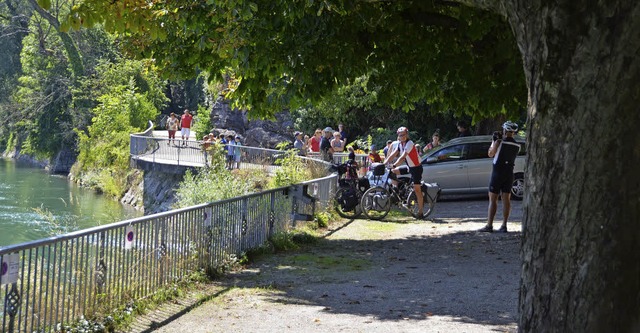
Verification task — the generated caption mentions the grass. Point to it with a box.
[287,253,371,272]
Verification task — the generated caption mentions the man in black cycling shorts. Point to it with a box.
[383,127,425,218]
[479,121,521,233]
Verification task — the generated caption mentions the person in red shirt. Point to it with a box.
[309,128,322,153]
[383,126,425,219]
[368,145,382,163]
[180,109,193,146]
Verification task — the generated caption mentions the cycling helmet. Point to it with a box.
[502,121,518,132]
[397,126,408,134]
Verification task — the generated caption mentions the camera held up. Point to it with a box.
[492,131,503,141]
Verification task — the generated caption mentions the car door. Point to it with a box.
[465,141,494,194]
[421,144,469,193]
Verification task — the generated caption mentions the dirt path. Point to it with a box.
[131,198,522,333]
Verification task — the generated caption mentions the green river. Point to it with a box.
[0,159,142,248]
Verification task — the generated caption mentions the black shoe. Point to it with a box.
[497,225,508,233]
[478,225,494,233]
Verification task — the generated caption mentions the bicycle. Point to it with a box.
[360,163,441,220]
[331,161,370,218]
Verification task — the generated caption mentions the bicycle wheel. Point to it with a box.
[406,189,435,218]
[334,187,363,219]
[361,187,391,220]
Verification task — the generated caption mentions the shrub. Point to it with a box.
[174,147,252,208]
[268,149,313,188]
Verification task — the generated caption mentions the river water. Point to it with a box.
[0,159,142,248]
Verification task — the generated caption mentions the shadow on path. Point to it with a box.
[132,199,522,333]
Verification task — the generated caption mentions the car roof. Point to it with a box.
[423,135,526,157]
[442,135,526,145]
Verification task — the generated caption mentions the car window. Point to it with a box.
[467,142,492,160]
[427,144,464,162]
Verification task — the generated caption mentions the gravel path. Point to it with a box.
[131,198,522,333]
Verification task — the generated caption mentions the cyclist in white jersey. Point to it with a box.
[383,127,425,218]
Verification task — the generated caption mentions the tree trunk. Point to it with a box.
[504,1,640,331]
[26,0,84,78]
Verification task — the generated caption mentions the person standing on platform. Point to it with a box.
[180,109,193,146]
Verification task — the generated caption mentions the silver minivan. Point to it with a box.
[421,135,526,200]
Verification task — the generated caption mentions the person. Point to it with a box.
[456,120,472,137]
[479,121,521,233]
[331,132,345,152]
[383,140,393,157]
[347,145,356,161]
[423,132,441,153]
[309,129,322,153]
[369,145,382,163]
[180,109,193,145]
[233,135,243,169]
[345,146,359,179]
[293,131,306,156]
[303,134,310,154]
[226,134,235,169]
[218,133,227,154]
[383,127,425,218]
[202,133,214,166]
[166,113,179,145]
[320,127,334,162]
[338,124,348,144]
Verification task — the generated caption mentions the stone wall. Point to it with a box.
[137,170,184,215]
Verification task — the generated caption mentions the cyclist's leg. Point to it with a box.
[482,171,502,231]
[499,172,514,230]
[409,166,424,217]
[388,168,399,187]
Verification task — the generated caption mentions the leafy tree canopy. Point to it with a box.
[62,0,526,122]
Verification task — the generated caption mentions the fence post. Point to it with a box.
[241,197,248,250]
[95,232,107,300]
[4,282,20,333]
[269,192,276,238]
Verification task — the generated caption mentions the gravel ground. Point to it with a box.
[131,198,522,333]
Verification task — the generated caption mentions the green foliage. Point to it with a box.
[174,147,252,208]
[74,61,164,197]
[268,149,313,188]
[233,168,270,191]
[191,104,212,140]
[269,232,300,252]
[314,211,331,228]
[71,0,526,123]
[9,17,74,158]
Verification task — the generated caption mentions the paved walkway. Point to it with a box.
[127,199,522,333]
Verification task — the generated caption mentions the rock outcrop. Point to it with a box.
[210,98,294,148]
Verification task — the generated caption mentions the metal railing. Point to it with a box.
[131,134,295,173]
[1,130,338,333]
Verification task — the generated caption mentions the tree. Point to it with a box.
[70,0,640,331]
[67,0,526,120]
[26,0,84,77]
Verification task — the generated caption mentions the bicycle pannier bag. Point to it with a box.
[358,177,370,192]
[339,187,358,211]
[371,163,386,176]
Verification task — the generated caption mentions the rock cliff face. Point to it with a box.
[121,170,183,215]
[2,144,75,174]
[210,99,294,148]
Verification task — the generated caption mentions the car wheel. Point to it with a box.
[511,173,524,200]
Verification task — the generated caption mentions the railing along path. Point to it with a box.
[0,126,361,333]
